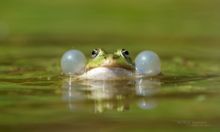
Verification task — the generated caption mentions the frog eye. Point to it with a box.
[121,49,130,58]
[91,49,99,58]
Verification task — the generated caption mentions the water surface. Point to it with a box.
[0,43,220,132]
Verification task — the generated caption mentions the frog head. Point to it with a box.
[86,48,134,71]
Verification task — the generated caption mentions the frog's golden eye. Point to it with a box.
[121,49,130,58]
[91,49,99,58]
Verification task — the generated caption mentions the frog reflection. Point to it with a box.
[62,78,160,113]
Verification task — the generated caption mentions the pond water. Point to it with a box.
[0,42,220,131]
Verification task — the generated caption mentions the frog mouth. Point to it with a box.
[100,64,134,71]
[86,59,134,71]
[86,64,134,72]
[82,67,134,80]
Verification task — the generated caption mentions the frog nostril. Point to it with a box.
[106,55,118,60]
[112,55,119,59]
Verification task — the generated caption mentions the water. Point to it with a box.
[0,43,220,132]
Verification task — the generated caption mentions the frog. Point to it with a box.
[80,48,135,80]
[61,48,161,80]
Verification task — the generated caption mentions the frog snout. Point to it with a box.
[106,55,119,60]
[102,56,118,65]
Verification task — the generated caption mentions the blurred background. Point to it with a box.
[0,0,219,49]
[1,0,220,74]
[0,0,220,131]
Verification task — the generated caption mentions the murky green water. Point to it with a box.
[0,43,220,132]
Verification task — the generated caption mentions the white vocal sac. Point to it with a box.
[61,49,87,75]
[135,51,161,77]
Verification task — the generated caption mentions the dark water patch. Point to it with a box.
[151,92,219,99]
[0,74,61,83]
[160,74,220,85]
[0,67,46,75]
[1,117,219,132]
[0,88,57,96]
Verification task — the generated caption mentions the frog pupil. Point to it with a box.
[122,49,129,57]
[92,49,99,58]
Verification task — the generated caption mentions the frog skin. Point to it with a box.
[80,49,135,80]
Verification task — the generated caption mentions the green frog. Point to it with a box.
[80,48,135,80]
